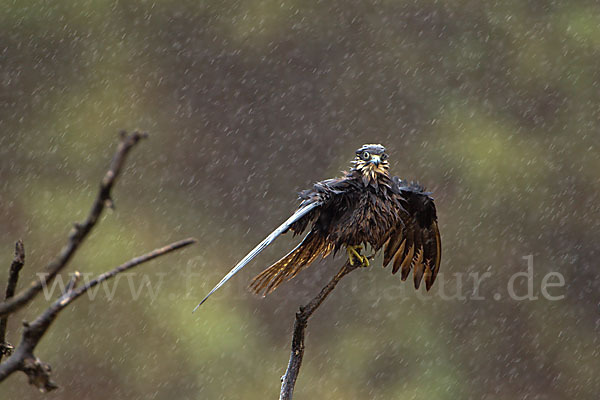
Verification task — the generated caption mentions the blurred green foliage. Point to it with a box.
[1,0,598,399]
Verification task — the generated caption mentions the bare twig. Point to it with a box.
[0,241,25,361]
[0,238,196,391]
[0,131,148,318]
[279,261,358,400]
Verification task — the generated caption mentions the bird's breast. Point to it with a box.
[322,186,399,251]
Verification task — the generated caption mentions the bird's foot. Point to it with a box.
[347,245,370,268]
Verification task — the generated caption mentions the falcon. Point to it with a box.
[194,144,441,310]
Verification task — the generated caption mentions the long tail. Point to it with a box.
[249,231,333,296]
[193,201,320,312]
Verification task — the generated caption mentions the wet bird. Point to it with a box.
[194,144,441,311]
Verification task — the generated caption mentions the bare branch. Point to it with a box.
[58,238,196,310]
[61,271,81,298]
[279,261,358,400]
[0,132,147,318]
[0,238,196,391]
[0,240,25,361]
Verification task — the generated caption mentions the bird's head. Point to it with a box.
[351,144,389,180]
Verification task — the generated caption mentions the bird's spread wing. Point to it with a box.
[193,200,321,311]
[383,178,442,290]
[249,230,333,296]
[248,177,350,296]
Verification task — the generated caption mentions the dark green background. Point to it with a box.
[1,1,598,399]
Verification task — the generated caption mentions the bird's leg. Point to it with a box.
[346,245,370,268]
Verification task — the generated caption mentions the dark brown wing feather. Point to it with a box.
[383,179,442,291]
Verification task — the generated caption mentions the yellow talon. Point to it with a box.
[347,245,362,266]
[347,245,369,268]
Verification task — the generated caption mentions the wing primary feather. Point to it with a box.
[412,246,425,289]
[192,201,321,312]
[430,221,442,286]
[422,223,437,290]
[384,232,403,267]
[400,243,415,281]
[423,262,433,290]
[391,239,406,274]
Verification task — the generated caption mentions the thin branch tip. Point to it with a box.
[14,240,25,262]
[123,130,149,142]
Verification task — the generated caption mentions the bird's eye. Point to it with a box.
[381,153,388,161]
[361,151,370,161]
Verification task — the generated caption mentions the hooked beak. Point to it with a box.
[369,155,381,166]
